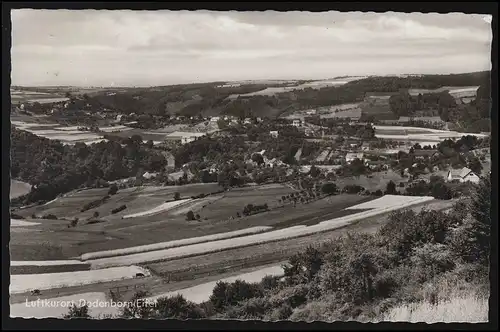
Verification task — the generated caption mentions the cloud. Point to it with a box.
[10,10,492,86]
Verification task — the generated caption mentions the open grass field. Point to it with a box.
[10,292,117,318]
[9,187,372,263]
[334,170,408,192]
[10,266,150,294]
[87,196,434,268]
[10,180,32,199]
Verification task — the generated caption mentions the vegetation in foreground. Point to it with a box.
[65,176,490,322]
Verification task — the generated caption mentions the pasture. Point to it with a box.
[10,180,31,199]
[10,266,150,294]
[10,182,374,263]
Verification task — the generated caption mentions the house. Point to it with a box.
[306,109,317,115]
[305,128,314,136]
[142,172,158,180]
[181,136,197,144]
[244,118,252,125]
[345,153,364,164]
[210,116,220,123]
[361,142,371,151]
[292,119,303,127]
[446,167,480,184]
[166,131,206,144]
[230,119,239,124]
[256,117,263,123]
[412,149,439,160]
[269,131,279,138]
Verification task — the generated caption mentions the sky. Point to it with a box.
[10,10,493,87]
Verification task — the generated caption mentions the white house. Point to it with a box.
[270,130,279,138]
[181,136,197,144]
[292,119,303,127]
[446,167,480,184]
[306,109,317,115]
[244,118,252,125]
[210,116,220,123]
[345,153,365,164]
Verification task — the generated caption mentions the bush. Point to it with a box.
[385,181,397,195]
[260,275,280,290]
[93,211,100,218]
[409,243,457,283]
[174,192,181,200]
[108,184,118,195]
[266,303,293,321]
[186,211,195,221]
[42,214,58,220]
[111,205,127,214]
[64,304,91,319]
[343,185,365,194]
[209,280,264,312]
[152,294,206,319]
[321,182,337,195]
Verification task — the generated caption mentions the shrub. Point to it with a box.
[209,280,264,312]
[260,275,280,290]
[108,184,118,195]
[385,181,397,195]
[186,210,195,221]
[343,185,365,194]
[153,294,206,319]
[174,192,181,200]
[111,205,127,214]
[70,218,79,228]
[42,214,58,220]
[93,211,100,218]
[64,304,91,319]
[266,303,293,321]
[321,182,337,195]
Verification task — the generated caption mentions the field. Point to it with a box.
[10,292,118,318]
[9,185,371,262]
[10,266,150,294]
[408,86,479,97]
[147,265,285,304]
[86,195,434,268]
[10,180,32,199]
[373,125,488,144]
[227,78,355,99]
[10,88,69,104]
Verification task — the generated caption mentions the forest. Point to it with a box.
[10,128,168,204]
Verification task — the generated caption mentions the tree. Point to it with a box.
[321,182,337,195]
[251,153,264,165]
[186,210,195,221]
[64,304,91,319]
[108,184,118,195]
[468,156,483,175]
[174,192,181,201]
[309,165,321,178]
[385,181,397,195]
[93,211,100,218]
